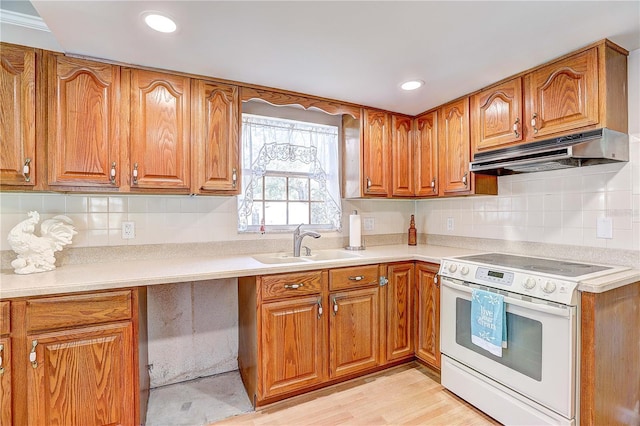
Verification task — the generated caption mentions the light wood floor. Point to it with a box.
[213,363,500,426]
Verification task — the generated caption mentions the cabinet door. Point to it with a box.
[438,98,471,195]
[385,263,414,362]
[471,77,523,154]
[47,54,121,189]
[524,48,598,138]
[363,109,391,197]
[26,323,135,426]
[130,69,190,191]
[260,296,325,399]
[330,286,379,378]
[413,111,438,197]
[415,263,440,369]
[192,80,240,194]
[0,337,11,426]
[0,44,36,188]
[391,115,414,197]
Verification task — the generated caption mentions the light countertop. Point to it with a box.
[1,244,638,299]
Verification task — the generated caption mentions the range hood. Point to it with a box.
[470,128,629,175]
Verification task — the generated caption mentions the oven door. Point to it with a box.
[440,277,576,419]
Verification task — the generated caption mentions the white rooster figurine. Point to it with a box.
[7,211,77,274]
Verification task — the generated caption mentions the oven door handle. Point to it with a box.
[441,277,573,318]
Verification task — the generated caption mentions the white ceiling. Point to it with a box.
[3,1,640,115]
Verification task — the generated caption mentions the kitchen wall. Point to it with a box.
[417,48,640,254]
[1,49,637,389]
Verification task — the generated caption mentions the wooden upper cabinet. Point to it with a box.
[1,44,37,189]
[413,111,438,197]
[129,69,190,192]
[391,115,414,197]
[363,109,391,197]
[47,53,121,189]
[192,80,240,194]
[471,77,523,155]
[438,98,471,195]
[524,48,598,139]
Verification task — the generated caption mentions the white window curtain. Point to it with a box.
[238,114,342,231]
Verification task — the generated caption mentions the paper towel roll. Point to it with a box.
[349,211,361,247]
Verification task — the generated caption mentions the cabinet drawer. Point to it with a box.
[329,265,379,291]
[26,290,132,333]
[0,301,9,335]
[261,271,323,301]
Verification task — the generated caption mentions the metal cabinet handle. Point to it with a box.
[110,162,117,184]
[0,344,4,375]
[284,283,304,289]
[30,340,38,369]
[531,113,539,134]
[348,275,364,281]
[366,177,372,190]
[132,163,139,185]
[332,297,338,315]
[379,276,388,287]
[317,298,323,318]
[434,275,439,288]
[513,118,520,138]
[232,167,237,188]
[462,172,468,187]
[23,158,31,182]
[431,178,436,193]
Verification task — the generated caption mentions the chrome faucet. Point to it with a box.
[293,224,321,257]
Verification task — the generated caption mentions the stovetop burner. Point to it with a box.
[456,253,611,278]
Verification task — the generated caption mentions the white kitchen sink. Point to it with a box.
[252,249,362,265]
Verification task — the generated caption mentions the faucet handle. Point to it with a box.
[294,223,304,235]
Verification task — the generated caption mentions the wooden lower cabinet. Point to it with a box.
[260,295,326,398]
[385,263,414,362]
[7,288,147,426]
[26,323,134,426]
[329,286,379,379]
[415,262,440,369]
[0,338,11,426]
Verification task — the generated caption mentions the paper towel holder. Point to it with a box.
[345,210,366,251]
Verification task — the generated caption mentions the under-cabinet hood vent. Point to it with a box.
[470,128,629,175]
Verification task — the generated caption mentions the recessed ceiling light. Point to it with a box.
[400,80,424,91]
[143,13,177,33]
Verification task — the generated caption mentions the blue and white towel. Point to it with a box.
[471,288,507,357]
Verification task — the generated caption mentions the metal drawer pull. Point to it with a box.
[348,275,365,281]
[513,118,520,138]
[232,168,237,188]
[132,163,139,185]
[366,177,372,189]
[332,297,338,315]
[23,158,31,182]
[431,178,436,193]
[110,161,117,184]
[284,283,304,289]
[462,172,468,187]
[317,298,323,318]
[531,113,539,134]
[0,344,4,375]
[30,340,38,368]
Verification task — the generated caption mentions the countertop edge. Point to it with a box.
[1,245,637,299]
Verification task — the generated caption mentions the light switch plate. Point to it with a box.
[596,217,613,239]
[447,217,454,231]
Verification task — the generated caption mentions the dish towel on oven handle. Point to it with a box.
[471,288,507,357]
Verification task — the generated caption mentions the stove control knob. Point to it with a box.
[542,281,557,294]
[448,263,458,273]
[523,278,537,290]
[460,266,470,276]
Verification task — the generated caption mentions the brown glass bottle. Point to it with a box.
[408,214,417,246]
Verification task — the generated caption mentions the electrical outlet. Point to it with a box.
[122,221,135,239]
[363,217,375,231]
[447,217,454,231]
[596,217,613,239]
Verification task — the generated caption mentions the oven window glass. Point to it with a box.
[455,298,543,381]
